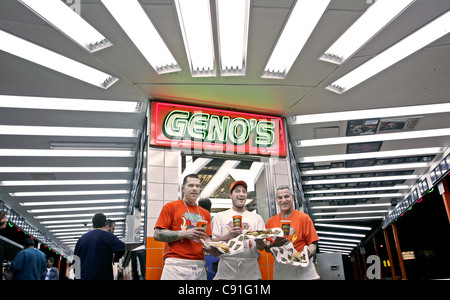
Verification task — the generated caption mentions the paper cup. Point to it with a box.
[232,215,242,228]
[281,220,291,236]
[198,220,208,230]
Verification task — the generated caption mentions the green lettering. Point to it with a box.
[229,117,250,144]
[206,115,230,142]
[256,121,275,147]
[163,110,190,139]
[188,113,209,140]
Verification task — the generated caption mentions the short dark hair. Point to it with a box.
[92,213,106,228]
[47,257,55,263]
[23,238,35,248]
[182,173,200,186]
[198,198,211,212]
[105,219,115,227]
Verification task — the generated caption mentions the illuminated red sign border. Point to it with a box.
[150,101,287,157]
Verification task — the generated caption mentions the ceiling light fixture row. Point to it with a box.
[8,0,447,91]
[0,29,117,89]
[173,0,251,77]
[325,2,450,93]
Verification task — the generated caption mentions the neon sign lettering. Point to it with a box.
[150,102,286,157]
[163,111,275,147]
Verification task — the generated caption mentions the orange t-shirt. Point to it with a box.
[155,200,212,260]
[266,210,319,252]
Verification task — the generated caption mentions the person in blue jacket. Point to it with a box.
[10,238,46,280]
[74,213,125,280]
[44,257,59,280]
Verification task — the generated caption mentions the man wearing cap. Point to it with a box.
[211,180,266,280]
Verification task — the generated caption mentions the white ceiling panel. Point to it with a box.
[0,0,449,255]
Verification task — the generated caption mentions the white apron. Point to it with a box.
[214,256,261,280]
[160,257,207,280]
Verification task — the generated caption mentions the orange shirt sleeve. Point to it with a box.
[154,201,174,230]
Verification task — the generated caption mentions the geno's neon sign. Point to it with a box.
[150,102,287,157]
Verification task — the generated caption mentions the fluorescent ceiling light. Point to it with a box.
[306,186,410,194]
[308,193,401,201]
[0,95,142,113]
[216,0,250,76]
[0,167,132,173]
[320,0,414,64]
[314,223,371,231]
[47,224,92,229]
[27,206,126,214]
[0,149,134,157]
[291,103,450,125]
[318,244,355,251]
[1,180,130,186]
[299,147,442,163]
[0,125,138,137]
[311,203,393,210]
[318,236,361,243]
[303,175,419,185]
[101,0,180,74]
[0,29,117,89]
[301,162,430,175]
[40,218,123,224]
[54,231,90,237]
[313,210,390,216]
[10,190,129,197]
[55,233,101,239]
[296,128,450,147]
[319,248,351,254]
[18,0,112,52]
[20,199,128,206]
[40,219,99,224]
[49,142,136,150]
[318,241,358,247]
[174,0,216,77]
[46,221,124,228]
[60,231,119,239]
[314,216,384,222]
[316,231,366,238]
[262,0,330,79]
[51,226,123,232]
[320,250,351,255]
[326,10,450,93]
[34,212,125,219]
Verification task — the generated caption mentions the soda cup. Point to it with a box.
[233,215,242,228]
[281,220,291,236]
[198,220,208,230]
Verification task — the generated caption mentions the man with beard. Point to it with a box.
[211,180,266,280]
[154,173,213,280]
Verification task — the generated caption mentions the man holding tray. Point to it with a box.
[154,173,213,280]
[265,185,320,280]
[211,180,266,280]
